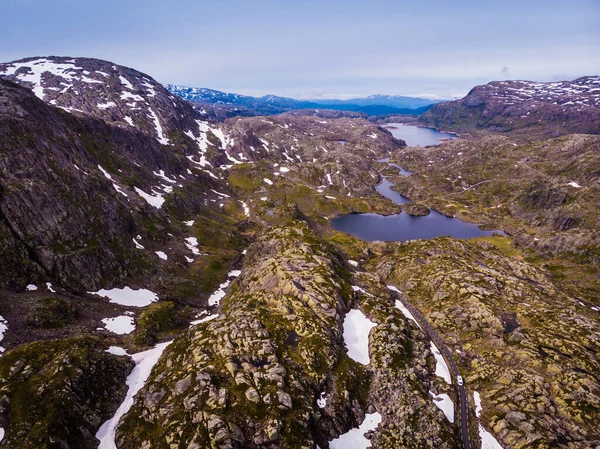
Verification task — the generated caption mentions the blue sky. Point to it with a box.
[1,0,599,99]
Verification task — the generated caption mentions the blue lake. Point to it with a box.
[331,125,503,242]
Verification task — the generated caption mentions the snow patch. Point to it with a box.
[329,412,382,449]
[348,260,359,267]
[208,270,242,307]
[185,237,202,256]
[431,342,452,384]
[342,309,377,365]
[430,391,454,422]
[147,109,170,145]
[96,341,172,449]
[26,284,38,291]
[106,346,128,356]
[89,287,158,307]
[134,186,165,208]
[241,201,250,217]
[317,392,327,408]
[102,315,135,335]
[0,315,7,353]
[155,251,168,260]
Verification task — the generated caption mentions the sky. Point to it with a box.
[1,0,599,99]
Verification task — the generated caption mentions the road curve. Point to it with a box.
[394,291,472,449]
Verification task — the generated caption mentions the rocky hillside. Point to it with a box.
[1,54,600,449]
[0,56,202,147]
[383,134,600,284]
[421,76,600,138]
[117,217,458,449]
[371,237,600,448]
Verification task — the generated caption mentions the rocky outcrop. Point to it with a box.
[0,337,133,449]
[116,219,457,448]
[373,238,600,448]
[421,76,600,138]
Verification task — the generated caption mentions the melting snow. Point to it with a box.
[97,101,116,110]
[155,251,168,260]
[208,270,242,307]
[134,186,165,208]
[329,412,382,449]
[348,260,359,267]
[46,282,56,292]
[431,342,452,384]
[190,313,219,326]
[184,237,202,255]
[0,58,80,99]
[567,181,581,188]
[102,315,135,335]
[474,392,504,449]
[106,346,127,356]
[241,201,250,217]
[96,341,172,449]
[263,178,273,185]
[89,287,158,307]
[0,315,7,353]
[153,170,176,184]
[430,391,454,422]
[184,220,195,226]
[133,238,144,249]
[342,309,377,365]
[98,165,114,180]
[119,75,134,89]
[26,284,38,291]
[317,392,327,408]
[392,298,423,330]
[147,109,170,145]
[279,167,290,173]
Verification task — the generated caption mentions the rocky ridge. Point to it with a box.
[369,237,600,448]
[117,218,458,449]
[421,76,600,138]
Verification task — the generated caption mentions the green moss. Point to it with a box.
[25,298,78,329]
[134,301,190,345]
[0,337,132,449]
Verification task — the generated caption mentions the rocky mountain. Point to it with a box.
[166,84,438,119]
[421,76,600,138]
[0,57,202,147]
[1,55,599,449]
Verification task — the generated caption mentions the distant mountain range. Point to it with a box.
[165,84,441,119]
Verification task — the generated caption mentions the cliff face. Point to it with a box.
[0,79,228,292]
[421,77,600,138]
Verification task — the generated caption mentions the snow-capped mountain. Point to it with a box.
[422,76,600,137]
[0,57,201,146]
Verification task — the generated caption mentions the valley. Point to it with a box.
[0,57,598,449]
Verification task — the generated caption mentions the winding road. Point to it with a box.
[394,292,472,449]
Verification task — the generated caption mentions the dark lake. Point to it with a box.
[331,125,504,242]
[331,210,501,242]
